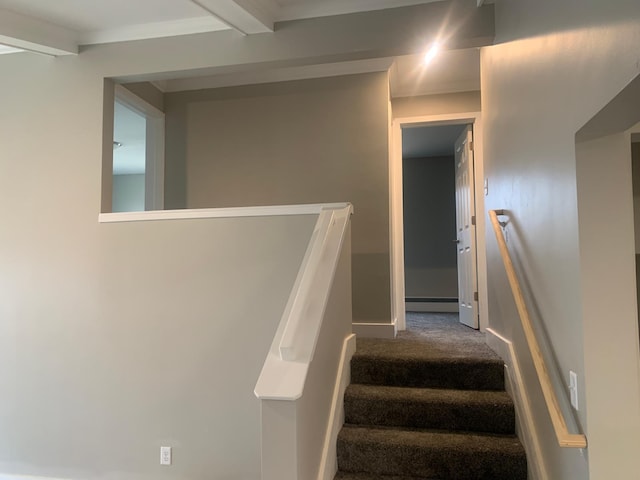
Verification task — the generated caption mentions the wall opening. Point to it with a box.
[574,71,640,476]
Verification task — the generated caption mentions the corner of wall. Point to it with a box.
[486,328,548,480]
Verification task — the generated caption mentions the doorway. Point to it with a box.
[401,124,466,312]
[391,112,488,332]
[107,84,165,213]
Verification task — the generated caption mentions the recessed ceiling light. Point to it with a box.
[423,41,442,66]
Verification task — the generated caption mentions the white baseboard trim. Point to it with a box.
[318,333,357,480]
[406,302,458,313]
[486,328,548,480]
[0,476,73,480]
[352,321,396,339]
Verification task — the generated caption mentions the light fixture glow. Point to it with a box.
[423,42,442,65]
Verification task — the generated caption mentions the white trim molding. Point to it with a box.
[79,16,229,46]
[99,203,351,223]
[0,8,78,56]
[318,333,356,480]
[486,328,548,480]
[391,111,487,332]
[0,476,73,480]
[352,321,396,339]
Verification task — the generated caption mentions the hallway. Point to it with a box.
[400,312,493,354]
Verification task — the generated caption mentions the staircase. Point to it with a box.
[334,313,528,480]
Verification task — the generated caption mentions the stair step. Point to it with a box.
[337,425,527,480]
[345,384,515,434]
[351,354,505,390]
[334,473,430,480]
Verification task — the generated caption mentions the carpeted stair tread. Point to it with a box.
[351,354,505,390]
[355,336,501,362]
[334,473,436,480]
[335,315,527,480]
[337,425,527,480]
[344,384,515,434]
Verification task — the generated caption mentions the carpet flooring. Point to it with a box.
[335,312,527,480]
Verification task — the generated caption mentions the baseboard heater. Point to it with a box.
[405,297,458,313]
[405,297,458,303]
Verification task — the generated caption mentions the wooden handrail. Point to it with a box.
[489,209,587,449]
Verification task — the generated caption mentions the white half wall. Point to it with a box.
[0,213,316,480]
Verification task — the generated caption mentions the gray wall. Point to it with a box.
[123,81,164,112]
[0,208,315,479]
[633,142,640,339]
[403,155,457,298]
[482,0,640,477]
[164,73,391,323]
[632,142,640,253]
[113,174,145,212]
[0,4,493,478]
[392,91,481,119]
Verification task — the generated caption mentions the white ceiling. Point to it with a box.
[0,0,217,32]
[0,0,481,98]
[0,0,444,53]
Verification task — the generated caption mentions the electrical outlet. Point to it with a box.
[160,446,172,466]
[569,371,579,410]
[484,178,489,196]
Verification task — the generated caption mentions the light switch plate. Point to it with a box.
[569,371,579,410]
[160,446,172,466]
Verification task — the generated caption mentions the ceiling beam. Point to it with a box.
[106,0,494,83]
[0,8,78,56]
[189,0,277,35]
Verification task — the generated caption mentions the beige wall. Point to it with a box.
[123,81,164,112]
[164,73,391,323]
[632,142,640,253]
[392,91,481,119]
[482,0,640,477]
[0,208,315,479]
[0,4,495,478]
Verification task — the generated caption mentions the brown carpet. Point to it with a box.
[335,312,527,480]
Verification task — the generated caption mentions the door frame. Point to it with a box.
[114,84,165,211]
[390,111,488,331]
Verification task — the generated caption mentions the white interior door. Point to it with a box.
[455,125,479,328]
